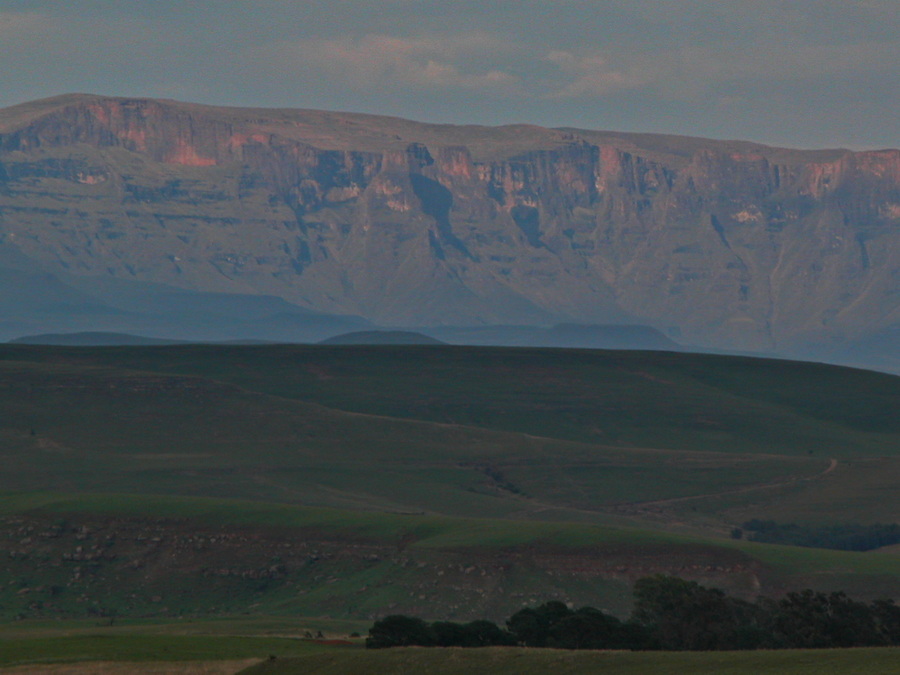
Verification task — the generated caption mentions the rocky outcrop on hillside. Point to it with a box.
[0,512,790,621]
[1,94,898,353]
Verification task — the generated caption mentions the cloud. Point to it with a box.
[544,50,647,98]
[272,34,656,101]
[528,34,900,105]
[275,33,523,95]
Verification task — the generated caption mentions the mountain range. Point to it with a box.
[0,94,898,369]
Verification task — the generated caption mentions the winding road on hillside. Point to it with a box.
[503,458,840,523]
[615,458,839,513]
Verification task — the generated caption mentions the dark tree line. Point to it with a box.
[740,519,900,552]
[366,615,516,649]
[366,575,900,651]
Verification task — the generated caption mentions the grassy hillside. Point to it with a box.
[0,343,899,624]
[4,492,900,625]
[11,344,895,456]
[1,344,898,525]
[0,353,820,522]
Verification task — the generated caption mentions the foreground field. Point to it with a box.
[3,663,257,675]
[0,635,333,666]
[0,633,326,671]
[2,629,899,675]
[243,645,900,675]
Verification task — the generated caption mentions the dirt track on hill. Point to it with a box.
[614,458,839,515]
[504,458,840,522]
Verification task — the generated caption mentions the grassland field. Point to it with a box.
[2,344,898,524]
[238,645,900,675]
[4,635,900,675]
[1,343,899,670]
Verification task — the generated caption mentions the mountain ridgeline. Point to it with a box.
[0,94,898,363]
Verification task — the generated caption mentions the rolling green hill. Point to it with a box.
[4,343,898,522]
[0,343,899,625]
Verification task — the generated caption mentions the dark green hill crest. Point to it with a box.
[319,330,446,345]
[9,331,186,346]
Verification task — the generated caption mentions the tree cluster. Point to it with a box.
[366,575,900,651]
[366,615,516,649]
[741,519,900,552]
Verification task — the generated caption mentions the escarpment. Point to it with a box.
[1,94,898,352]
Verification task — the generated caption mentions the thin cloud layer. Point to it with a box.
[276,33,524,95]
[544,50,646,98]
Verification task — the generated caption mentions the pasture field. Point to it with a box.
[0,617,362,673]
[1,343,899,529]
[238,645,900,675]
[1,662,256,674]
[8,344,898,457]
[0,634,323,668]
[0,349,828,522]
[0,343,899,625]
[2,622,899,674]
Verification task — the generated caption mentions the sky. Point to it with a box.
[1,0,898,150]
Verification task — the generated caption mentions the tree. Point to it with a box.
[366,615,434,649]
[463,620,516,647]
[769,590,881,648]
[549,607,624,650]
[507,601,572,647]
[632,575,764,650]
[872,598,900,645]
[431,621,470,647]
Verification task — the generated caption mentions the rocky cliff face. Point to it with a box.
[1,94,898,353]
